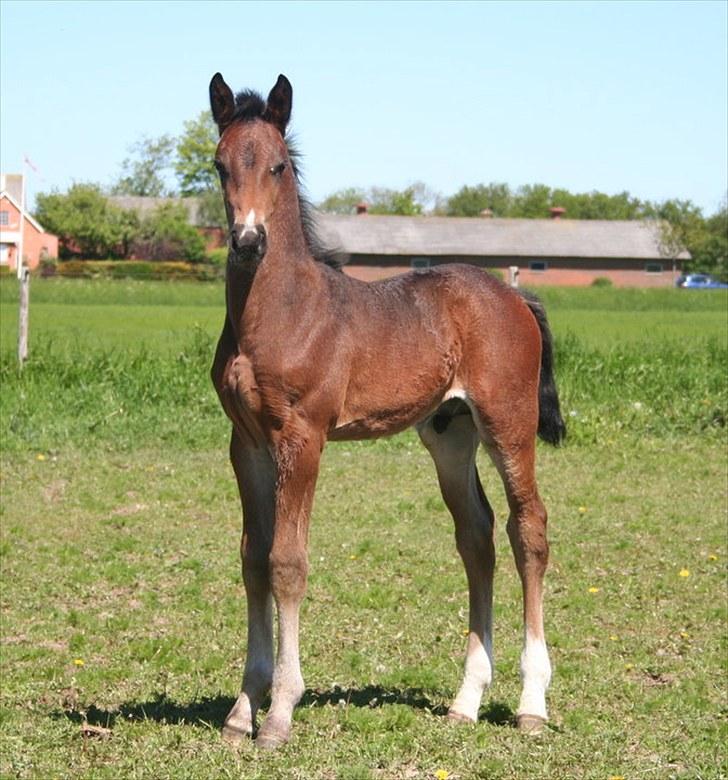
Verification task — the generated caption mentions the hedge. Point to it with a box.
[39,260,224,281]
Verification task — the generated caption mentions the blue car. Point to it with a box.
[676,273,728,289]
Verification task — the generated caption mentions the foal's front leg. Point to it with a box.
[223,433,276,744]
[256,433,322,749]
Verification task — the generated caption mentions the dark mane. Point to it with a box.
[227,91,342,270]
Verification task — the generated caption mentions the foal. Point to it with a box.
[209,72,565,748]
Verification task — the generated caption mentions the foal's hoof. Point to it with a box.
[447,708,477,724]
[516,714,547,735]
[221,723,251,746]
[255,720,290,750]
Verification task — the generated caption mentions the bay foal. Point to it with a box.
[209,73,566,748]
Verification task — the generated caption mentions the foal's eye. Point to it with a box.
[214,160,227,179]
[270,161,286,177]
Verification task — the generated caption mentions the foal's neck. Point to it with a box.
[225,207,319,345]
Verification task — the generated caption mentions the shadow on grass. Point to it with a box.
[53,687,514,730]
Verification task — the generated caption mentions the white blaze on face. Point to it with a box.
[238,209,258,238]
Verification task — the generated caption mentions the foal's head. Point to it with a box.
[209,73,297,263]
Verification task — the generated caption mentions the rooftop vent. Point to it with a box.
[550,206,566,220]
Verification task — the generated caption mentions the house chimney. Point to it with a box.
[550,206,566,220]
[479,208,493,218]
[356,202,368,215]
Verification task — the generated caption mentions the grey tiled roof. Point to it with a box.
[316,213,688,261]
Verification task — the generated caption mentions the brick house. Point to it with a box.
[0,174,58,271]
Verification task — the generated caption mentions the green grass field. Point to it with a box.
[0,277,726,779]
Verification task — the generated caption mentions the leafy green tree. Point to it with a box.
[318,187,366,214]
[549,189,644,220]
[175,111,218,195]
[644,198,705,271]
[111,135,176,197]
[35,184,138,258]
[446,183,513,217]
[679,200,728,280]
[511,184,552,218]
[320,183,435,216]
[368,186,423,216]
[132,202,206,262]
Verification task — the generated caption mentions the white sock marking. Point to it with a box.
[517,631,551,719]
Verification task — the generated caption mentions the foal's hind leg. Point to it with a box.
[487,437,552,734]
[223,432,276,744]
[418,412,495,723]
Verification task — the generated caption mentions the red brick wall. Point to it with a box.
[0,195,58,270]
[344,264,678,288]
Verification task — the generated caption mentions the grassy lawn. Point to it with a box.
[0,277,726,779]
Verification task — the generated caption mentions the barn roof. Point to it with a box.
[315,213,688,261]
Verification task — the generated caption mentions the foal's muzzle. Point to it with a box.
[230,223,267,261]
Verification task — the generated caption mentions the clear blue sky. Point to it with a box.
[1,0,726,214]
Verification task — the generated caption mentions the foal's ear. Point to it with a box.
[209,72,235,134]
[263,74,293,136]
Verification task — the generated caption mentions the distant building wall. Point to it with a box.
[343,254,680,287]
[0,194,58,270]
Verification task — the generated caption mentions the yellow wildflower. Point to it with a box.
[36,454,46,461]
[73,658,85,667]
[434,771,451,780]
[708,554,718,561]
[680,631,690,639]
[678,569,690,578]
[578,506,587,513]
[609,635,618,641]
[588,586,600,593]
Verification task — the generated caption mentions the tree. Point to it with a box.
[318,187,367,214]
[368,186,423,216]
[446,183,513,217]
[111,135,176,197]
[175,111,218,195]
[511,184,552,218]
[646,199,705,273]
[673,199,728,280]
[319,184,431,215]
[132,202,206,262]
[35,184,138,258]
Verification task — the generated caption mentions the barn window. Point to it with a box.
[0,211,8,226]
[645,262,663,273]
[411,257,431,270]
[529,261,548,272]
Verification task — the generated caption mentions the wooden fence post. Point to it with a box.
[18,266,29,366]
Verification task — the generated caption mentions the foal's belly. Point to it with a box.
[329,362,457,441]
[328,399,438,441]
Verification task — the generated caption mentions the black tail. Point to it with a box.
[519,290,566,446]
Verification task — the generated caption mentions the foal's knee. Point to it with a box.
[269,548,308,601]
